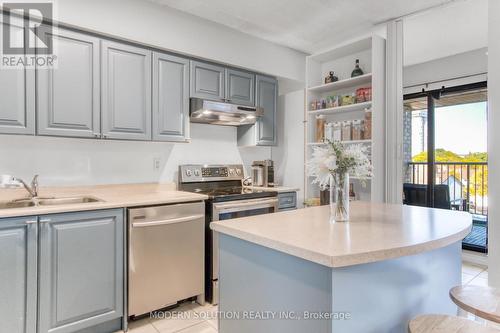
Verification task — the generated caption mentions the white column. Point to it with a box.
[488,0,500,287]
[385,20,404,203]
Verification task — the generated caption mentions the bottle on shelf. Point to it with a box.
[351,59,364,78]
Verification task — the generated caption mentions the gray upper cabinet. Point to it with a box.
[190,60,225,101]
[0,17,35,135]
[237,74,278,146]
[0,216,38,333]
[255,75,278,145]
[37,27,100,138]
[153,52,189,142]
[225,69,255,106]
[38,209,124,333]
[101,41,152,140]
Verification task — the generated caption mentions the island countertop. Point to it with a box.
[210,201,472,268]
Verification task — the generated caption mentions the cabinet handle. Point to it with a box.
[39,218,51,223]
[25,220,37,224]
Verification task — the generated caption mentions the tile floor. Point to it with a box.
[120,262,489,333]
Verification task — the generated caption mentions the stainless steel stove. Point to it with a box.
[178,164,278,304]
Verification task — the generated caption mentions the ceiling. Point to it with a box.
[147,0,457,54]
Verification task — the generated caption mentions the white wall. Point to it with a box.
[403,48,488,93]
[0,124,271,187]
[273,88,305,206]
[52,0,306,82]
[403,0,488,66]
[488,0,499,287]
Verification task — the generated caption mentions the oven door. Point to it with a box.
[212,197,279,222]
[211,197,278,304]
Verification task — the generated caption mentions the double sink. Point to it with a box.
[0,196,102,209]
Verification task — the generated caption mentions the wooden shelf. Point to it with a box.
[308,101,372,116]
[308,73,372,93]
[307,140,372,146]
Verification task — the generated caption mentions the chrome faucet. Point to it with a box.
[1,175,39,198]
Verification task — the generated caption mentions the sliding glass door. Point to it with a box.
[403,82,488,253]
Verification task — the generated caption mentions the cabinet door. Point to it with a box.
[0,216,37,333]
[190,60,225,101]
[226,69,255,106]
[0,16,35,135]
[153,52,189,142]
[37,27,100,138]
[255,75,278,145]
[101,41,152,140]
[38,209,124,333]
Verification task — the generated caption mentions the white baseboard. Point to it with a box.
[462,250,488,267]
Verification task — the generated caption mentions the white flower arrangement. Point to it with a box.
[307,141,373,190]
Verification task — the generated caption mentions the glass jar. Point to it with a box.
[341,121,352,141]
[316,115,326,142]
[352,120,362,140]
[363,109,372,140]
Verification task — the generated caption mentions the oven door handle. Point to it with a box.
[131,214,204,228]
[213,198,278,213]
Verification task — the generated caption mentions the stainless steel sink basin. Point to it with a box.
[0,196,103,209]
[37,196,102,206]
[0,200,36,209]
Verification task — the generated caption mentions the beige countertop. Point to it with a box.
[210,201,472,268]
[0,183,208,218]
[243,185,300,193]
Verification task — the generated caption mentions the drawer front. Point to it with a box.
[278,192,297,210]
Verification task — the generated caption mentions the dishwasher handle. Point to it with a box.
[131,214,204,228]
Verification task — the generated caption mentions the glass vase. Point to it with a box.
[329,172,350,223]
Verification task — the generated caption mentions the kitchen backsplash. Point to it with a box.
[0,124,271,187]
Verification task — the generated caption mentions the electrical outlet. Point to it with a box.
[153,157,161,171]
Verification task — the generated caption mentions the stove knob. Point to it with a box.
[186,169,192,177]
[194,169,200,176]
[229,169,235,176]
[236,169,242,175]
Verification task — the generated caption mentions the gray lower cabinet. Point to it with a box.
[0,18,35,135]
[37,27,101,138]
[101,41,152,140]
[153,52,190,142]
[278,192,297,211]
[38,209,124,333]
[0,216,38,333]
[237,75,278,146]
[225,69,255,106]
[190,60,225,101]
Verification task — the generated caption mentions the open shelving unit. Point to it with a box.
[304,35,386,203]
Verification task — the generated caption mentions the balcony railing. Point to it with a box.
[406,162,488,216]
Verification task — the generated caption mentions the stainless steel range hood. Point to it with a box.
[190,98,263,126]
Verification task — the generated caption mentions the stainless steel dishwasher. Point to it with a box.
[128,201,205,317]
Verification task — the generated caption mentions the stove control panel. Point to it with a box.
[179,164,245,183]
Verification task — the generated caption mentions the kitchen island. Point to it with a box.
[210,202,472,333]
